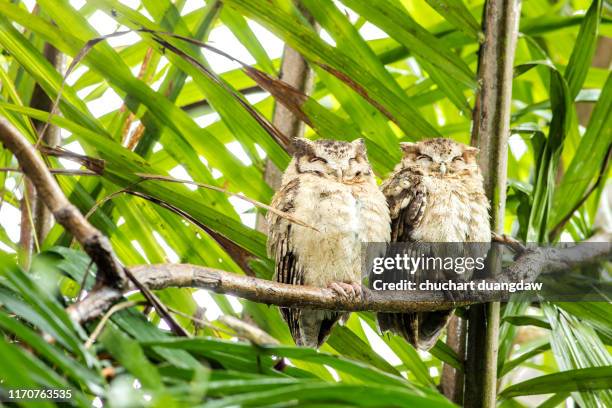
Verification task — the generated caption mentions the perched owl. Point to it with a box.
[267,138,390,348]
[377,138,490,350]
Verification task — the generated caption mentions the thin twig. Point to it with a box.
[84,301,137,349]
[135,173,319,231]
[39,146,105,174]
[491,232,526,254]
[167,305,279,345]
[122,266,190,338]
[68,187,129,250]
[0,167,97,176]
[77,260,94,302]
[84,188,130,220]
[218,315,279,346]
[166,305,233,337]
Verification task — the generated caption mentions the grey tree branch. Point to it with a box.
[0,116,126,288]
[66,236,610,324]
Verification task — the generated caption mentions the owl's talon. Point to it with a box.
[328,282,348,299]
[361,287,372,302]
[328,282,362,301]
[350,282,363,298]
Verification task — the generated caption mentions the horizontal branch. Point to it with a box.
[67,235,610,324]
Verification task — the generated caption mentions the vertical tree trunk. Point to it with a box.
[19,42,62,268]
[18,180,36,269]
[31,43,63,243]
[464,1,521,407]
[255,4,316,233]
[440,315,466,404]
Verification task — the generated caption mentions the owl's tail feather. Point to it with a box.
[282,308,344,348]
[377,311,453,351]
[416,310,453,350]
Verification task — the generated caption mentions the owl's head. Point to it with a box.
[292,138,373,183]
[399,138,479,177]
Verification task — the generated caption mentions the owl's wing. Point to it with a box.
[379,171,452,350]
[382,171,427,242]
[267,177,303,286]
[266,178,305,342]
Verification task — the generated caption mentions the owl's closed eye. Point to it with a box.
[401,139,479,177]
[294,138,372,182]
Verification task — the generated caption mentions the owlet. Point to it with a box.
[267,138,390,348]
[378,138,490,350]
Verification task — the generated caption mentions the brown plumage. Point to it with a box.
[267,138,390,348]
[378,138,490,350]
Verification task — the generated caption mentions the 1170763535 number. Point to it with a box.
[2,389,73,401]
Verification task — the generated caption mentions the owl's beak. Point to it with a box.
[439,162,447,176]
[334,168,343,181]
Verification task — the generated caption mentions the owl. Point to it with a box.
[377,138,490,350]
[267,138,390,348]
